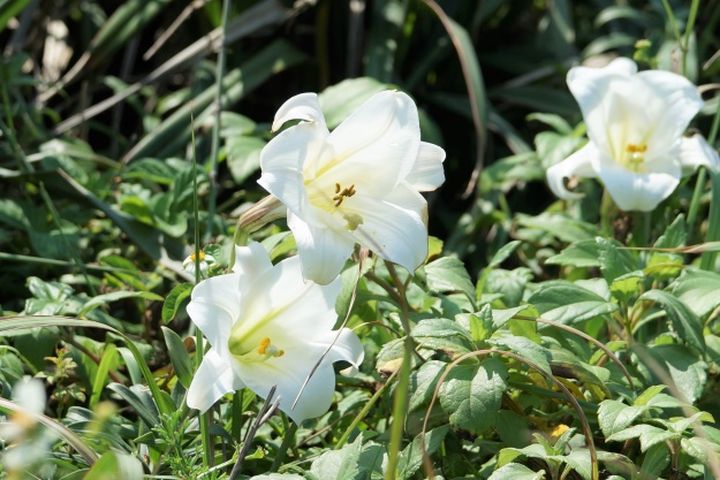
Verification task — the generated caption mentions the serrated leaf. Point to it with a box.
[424,256,475,302]
[412,318,473,353]
[597,400,646,437]
[439,358,507,434]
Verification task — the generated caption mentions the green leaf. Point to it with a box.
[545,240,601,268]
[596,237,638,283]
[597,400,646,437]
[633,385,666,406]
[489,240,522,268]
[640,290,705,352]
[673,269,720,318]
[607,424,677,452]
[484,268,532,307]
[84,451,143,480]
[412,318,473,353]
[491,333,551,375]
[396,426,449,479]
[640,443,670,479]
[488,463,545,480]
[310,434,362,480]
[161,327,192,389]
[409,360,445,411]
[439,358,507,434]
[528,282,617,324]
[161,283,193,324]
[226,135,265,184]
[79,290,163,316]
[106,383,159,428]
[646,344,707,404]
[90,344,119,409]
[424,256,475,302]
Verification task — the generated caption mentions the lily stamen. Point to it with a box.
[256,336,284,358]
[332,183,356,207]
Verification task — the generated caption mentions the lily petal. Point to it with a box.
[271,92,327,132]
[405,141,446,192]
[258,122,327,217]
[679,134,720,173]
[317,328,365,367]
[566,59,638,156]
[597,159,681,212]
[345,184,428,273]
[237,351,337,424]
[187,274,242,350]
[325,91,421,195]
[187,349,243,413]
[637,71,703,154]
[233,242,273,277]
[546,143,599,199]
[287,211,355,285]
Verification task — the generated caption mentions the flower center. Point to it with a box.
[230,336,285,363]
[190,251,206,262]
[332,183,356,207]
[622,143,648,172]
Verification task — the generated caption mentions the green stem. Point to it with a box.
[336,369,400,448]
[384,263,413,480]
[632,211,651,247]
[191,117,213,468]
[681,0,700,76]
[700,171,720,270]
[206,0,231,240]
[232,390,244,441]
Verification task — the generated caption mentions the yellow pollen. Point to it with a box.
[625,143,647,153]
[333,183,356,207]
[190,251,206,262]
[276,349,285,357]
[257,337,271,355]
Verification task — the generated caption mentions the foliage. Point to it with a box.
[1,0,720,479]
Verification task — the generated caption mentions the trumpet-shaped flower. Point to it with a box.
[186,242,364,424]
[547,57,720,211]
[258,90,446,284]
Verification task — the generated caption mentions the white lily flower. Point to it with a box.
[185,242,364,424]
[257,90,446,284]
[547,57,720,211]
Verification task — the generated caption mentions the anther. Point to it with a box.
[257,337,271,355]
[332,184,357,207]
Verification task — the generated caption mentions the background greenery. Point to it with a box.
[1,0,720,478]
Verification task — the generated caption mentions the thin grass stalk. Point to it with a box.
[191,116,213,467]
[688,92,720,236]
[207,0,231,240]
[336,369,400,448]
[681,0,700,75]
